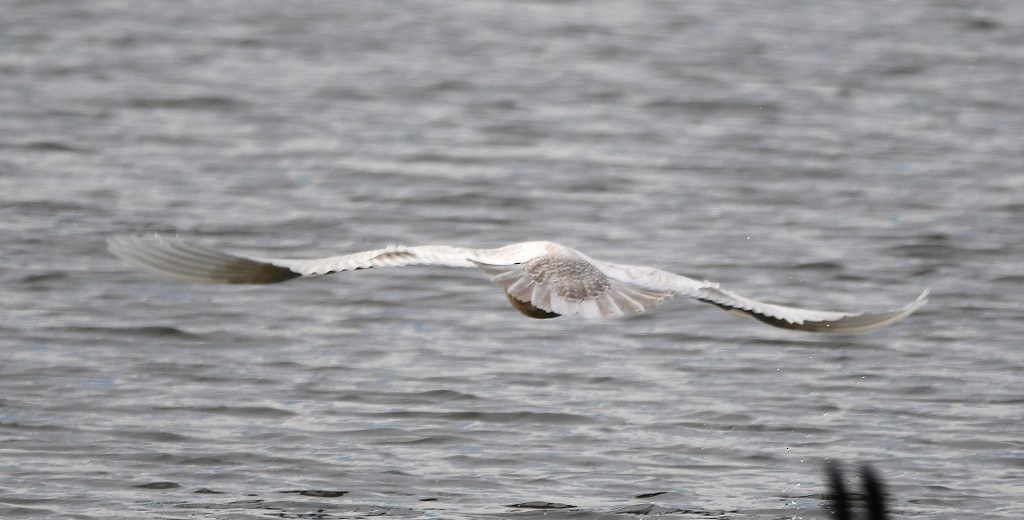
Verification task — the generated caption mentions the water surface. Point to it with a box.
[2,1,1023,518]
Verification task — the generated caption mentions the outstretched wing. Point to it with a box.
[106,234,477,284]
[108,235,927,332]
[599,263,928,333]
[692,283,929,333]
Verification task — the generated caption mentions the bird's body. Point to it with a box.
[108,235,928,333]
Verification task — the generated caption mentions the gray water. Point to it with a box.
[2,1,1023,518]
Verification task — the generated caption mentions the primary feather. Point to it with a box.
[107,234,927,333]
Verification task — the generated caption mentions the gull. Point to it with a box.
[107,235,928,333]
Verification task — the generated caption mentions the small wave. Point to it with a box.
[54,325,205,340]
[330,389,480,405]
[281,489,348,498]
[372,435,467,446]
[642,98,781,115]
[791,260,845,271]
[634,491,668,499]
[134,481,181,490]
[506,501,576,509]
[127,95,249,110]
[378,410,595,425]
[5,141,91,153]
[150,405,297,418]
[0,199,92,213]
[16,272,69,284]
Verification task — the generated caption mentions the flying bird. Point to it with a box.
[107,235,927,333]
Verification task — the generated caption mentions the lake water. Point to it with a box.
[2,1,1023,518]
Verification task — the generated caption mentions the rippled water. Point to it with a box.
[2,1,1023,518]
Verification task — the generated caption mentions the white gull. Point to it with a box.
[107,235,928,333]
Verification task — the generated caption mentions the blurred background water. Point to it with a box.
[2,1,1023,518]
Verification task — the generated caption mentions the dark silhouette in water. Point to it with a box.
[826,461,888,520]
